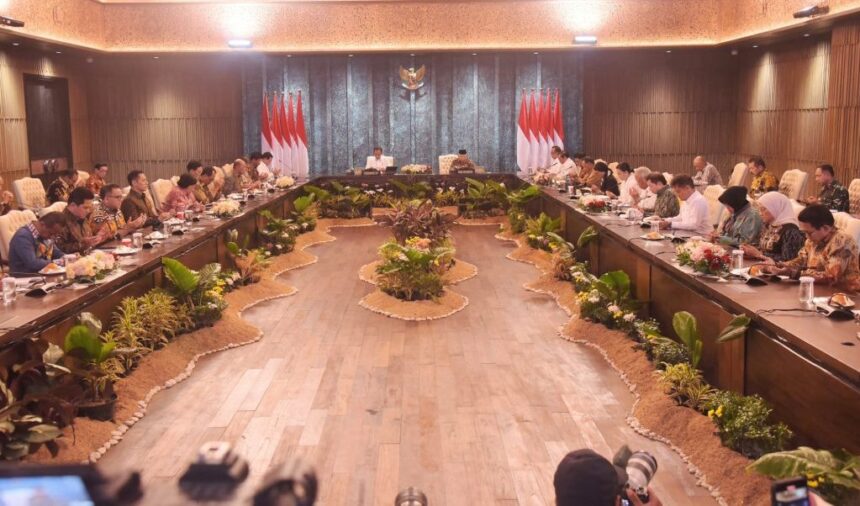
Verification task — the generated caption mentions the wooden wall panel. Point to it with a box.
[826,18,860,182]
[86,55,244,185]
[582,50,738,178]
[0,49,91,184]
[735,37,831,197]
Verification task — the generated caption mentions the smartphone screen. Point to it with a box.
[773,482,810,506]
[0,475,94,506]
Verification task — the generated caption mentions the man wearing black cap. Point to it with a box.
[450,149,476,173]
[553,449,661,506]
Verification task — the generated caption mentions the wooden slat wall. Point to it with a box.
[735,37,831,197]
[826,18,860,185]
[87,56,244,185]
[582,50,739,178]
[0,49,91,184]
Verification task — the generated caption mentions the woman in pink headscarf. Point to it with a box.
[741,191,806,263]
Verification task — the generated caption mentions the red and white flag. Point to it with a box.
[515,90,531,174]
[261,94,274,163]
[286,93,299,177]
[538,90,550,168]
[295,91,309,179]
[527,90,540,171]
[270,94,284,172]
[280,94,293,176]
[552,89,564,150]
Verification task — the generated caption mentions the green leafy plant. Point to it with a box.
[525,213,562,251]
[162,257,226,327]
[672,311,703,369]
[705,390,792,459]
[657,362,714,409]
[649,337,692,369]
[547,232,577,281]
[433,188,462,207]
[505,184,540,233]
[576,270,640,331]
[305,181,371,218]
[390,179,433,200]
[577,225,598,249]
[291,194,318,232]
[226,229,271,285]
[259,210,298,256]
[376,237,455,301]
[749,447,860,504]
[63,317,116,405]
[380,199,456,247]
[717,314,752,343]
[462,177,507,218]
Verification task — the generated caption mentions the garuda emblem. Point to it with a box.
[399,65,426,90]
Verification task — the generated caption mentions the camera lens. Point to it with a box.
[626,451,658,497]
[394,487,428,506]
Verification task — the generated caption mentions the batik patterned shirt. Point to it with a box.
[818,180,849,212]
[783,230,860,291]
[750,170,779,195]
[652,186,680,218]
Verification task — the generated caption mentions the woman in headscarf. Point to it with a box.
[713,186,762,246]
[741,191,806,263]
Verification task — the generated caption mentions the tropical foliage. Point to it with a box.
[704,390,792,459]
[750,447,860,504]
[376,237,454,301]
[461,177,507,218]
[504,184,540,233]
[162,257,227,327]
[304,181,371,218]
[290,194,318,232]
[259,210,299,256]
[226,229,271,285]
[379,199,456,247]
[525,213,562,251]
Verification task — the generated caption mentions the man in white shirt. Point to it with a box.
[627,166,653,207]
[692,155,722,189]
[558,151,577,181]
[615,162,635,204]
[658,174,712,236]
[262,151,278,177]
[546,146,562,174]
[366,147,387,171]
[249,152,271,181]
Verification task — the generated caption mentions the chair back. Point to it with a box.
[222,163,234,178]
[701,184,726,228]
[438,154,457,175]
[383,156,394,167]
[76,170,90,187]
[39,201,67,217]
[727,162,749,187]
[122,186,131,197]
[848,179,860,216]
[211,166,226,195]
[149,179,175,211]
[790,199,805,220]
[608,161,619,179]
[662,172,674,185]
[12,177,46,210]
[0,210,37,261]
[778,169,808,200]
[170,175,180,185]
[834,212,860,249]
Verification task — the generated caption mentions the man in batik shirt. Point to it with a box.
[806,164,849,212]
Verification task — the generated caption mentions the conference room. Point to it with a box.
[0,1,858,505]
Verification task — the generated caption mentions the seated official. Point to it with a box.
[761,204,860,291]
[748,156,778,195]
[591,161,620,196]
[222,158,260,194]
[806,164,848,212]
[546,145,562,174]
[56,187,110,254]
[262,152,278,177]
[90,184,146,240]
[656,174,711,235]
[86,163,108,196]
[249,151,271,182]
[692,155,722,189]
[554,449,660,506]
[639,173,679,218]
[578,157,602,187]
[713,186,762,246]
[559,151,577,181]
[186,160,203,180]
[365,146,388,171]
[47,169,79,204]
[0,175,14,216]
[741,191,805,263]
[162,174,204,214]
[122,170,167,228]
[193,166,218,204]
[614,163,635,204]
[450,149,476,173]
[626,166,652,207]
[8,212,66,276]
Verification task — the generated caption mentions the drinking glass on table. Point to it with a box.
[132,232,144,249]
[798,276,815,304]
[731,250,744,272]
[2,277,17,304]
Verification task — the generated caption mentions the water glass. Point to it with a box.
[798,276,815,304]
[2,277,16,304]
[132,232,144,249]
[567,185,575,194]
[731,250,744,271]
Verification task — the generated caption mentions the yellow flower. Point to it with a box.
[612,311,624,319]
[808,479,819,488]
[715,405,724,418]
[707,409,715,418]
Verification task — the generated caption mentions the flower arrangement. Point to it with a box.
[575,270,640,333]
[676,240,731,276]
[376,237,454,301]
[579,195,608,213]
[211,199,241,218]
[401,164,431,174]
[533,172,553,186]
[66,250,117,282]
[274,175,295,189]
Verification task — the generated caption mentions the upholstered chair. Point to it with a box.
[12,177,47,211]
[0,209,37,261]
[778,169,808,201]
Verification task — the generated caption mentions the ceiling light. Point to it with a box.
[55,51,62,54]
[409,53,415,56]
[152,56,159,59]
[227,39,252,49]
[472,52,477,56]
[793,4,829,18]
[11,42,19,46]
[731,49,738,56]
[573,35,598,45]
[804,33,811,37]
[286,54,292,58]
[348,54,353,58]
[753,45,759,48]
[533,51,539,55]
[665,50,672,53]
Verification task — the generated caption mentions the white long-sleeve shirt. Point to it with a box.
[667,190,712,236]
[365,156,387,170]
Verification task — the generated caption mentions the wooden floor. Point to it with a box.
[101,225,716,505]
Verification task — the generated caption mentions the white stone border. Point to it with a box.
[358,289,470,321]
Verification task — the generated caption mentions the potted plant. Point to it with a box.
[376,237,454,301]
[461,177,507,218]
[258,210,298,256]
[524,213,562,251]
[62,313,117,421]
[162,258,227,327]
[225,229,271,285]
[504,184,540,233]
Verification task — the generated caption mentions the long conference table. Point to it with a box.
[537,186,860,453]
[0,174,857,454]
